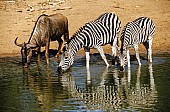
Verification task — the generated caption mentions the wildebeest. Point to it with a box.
[15,13,69,67]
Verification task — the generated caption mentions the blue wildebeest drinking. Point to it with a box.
[15,13,69,67]
[58,12,121,72]
[119,17,155,71]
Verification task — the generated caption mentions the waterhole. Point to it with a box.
[0,54,170,112]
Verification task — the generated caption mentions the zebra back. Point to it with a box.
[121,17,155,49]
[95,12,121,33]
[66,12,121,52]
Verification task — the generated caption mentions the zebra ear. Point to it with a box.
[117,46,120,52]
[63,43,68,51]
[68,49,72,55]
[64,42,67,45]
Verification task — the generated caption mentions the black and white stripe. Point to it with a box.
[119,17,155,71]
[58,12,121,72]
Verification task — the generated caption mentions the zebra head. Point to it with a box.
[58,45,74,72]
[119,48,127,72]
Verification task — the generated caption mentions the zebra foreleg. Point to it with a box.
[96,46,109,67]
[134,44,141,66]
[148,39,153,63]
[84,47,90,68]
[127,49,131,67]
[85,52,90,68]
[86,67,91,84]
[111,39,118,65]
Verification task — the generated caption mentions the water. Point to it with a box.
[0,54,170,112]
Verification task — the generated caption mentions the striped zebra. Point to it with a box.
[58,12,121,72]
[119,17,155,71]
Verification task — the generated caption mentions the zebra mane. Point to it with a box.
[66,24,86,44]
[120,22,129,53]
[28,14,48,43]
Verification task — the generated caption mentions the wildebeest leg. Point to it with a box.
[64,32,69,42]
[37,47,41,64]
[55,38,63,57]
[45,40,50,64]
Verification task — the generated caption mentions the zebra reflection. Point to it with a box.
[127,64,157,108]
[82,64,157,110]
[83,67,131,110]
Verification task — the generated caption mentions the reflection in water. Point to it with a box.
[128,64,157,109]
[0,56,161,111]
[22,64,158,111]
[69,64,157,111]
[22,66,79,111]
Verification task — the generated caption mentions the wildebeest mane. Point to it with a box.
[28,14,48,43]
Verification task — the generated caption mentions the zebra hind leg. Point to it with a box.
[143,41,149,62]
[111,45,116,65]
[143,39,152,63]
[111,39,118,65]
[134,44,141,66]
[148,39,153,63]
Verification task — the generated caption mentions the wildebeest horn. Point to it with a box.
[14,37,24,47]
[26,43,37,48]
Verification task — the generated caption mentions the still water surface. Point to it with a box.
[0,54,170,112]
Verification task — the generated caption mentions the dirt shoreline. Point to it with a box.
[0,0,170,57]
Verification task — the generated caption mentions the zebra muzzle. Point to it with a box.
[58,66,63,73]
[119,66,125,72]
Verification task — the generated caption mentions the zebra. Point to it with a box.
[58,12,121,72]
[119,17,155,71]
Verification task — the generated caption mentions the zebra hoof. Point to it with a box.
[106,64,110,67]
[112,59,115,65]
[58,66,63,73]
[119,66,125,72]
